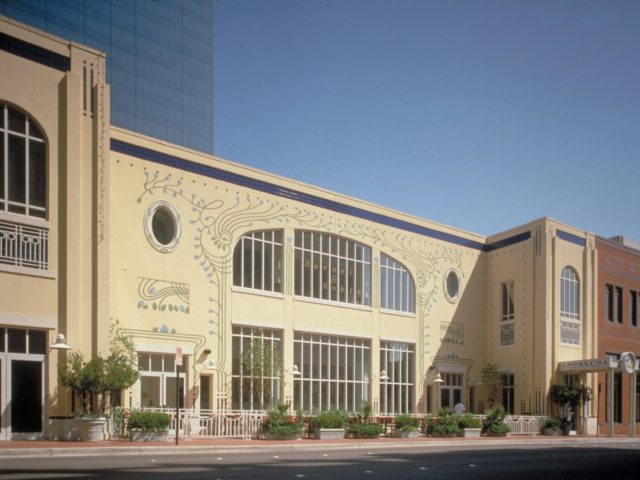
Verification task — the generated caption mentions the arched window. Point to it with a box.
[380,254,415,314]
[0,103,47,218]
[560,266,580,345]
[294,231,371,306]
[233,230,283,293]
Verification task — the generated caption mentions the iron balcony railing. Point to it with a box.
[0,220,49,270]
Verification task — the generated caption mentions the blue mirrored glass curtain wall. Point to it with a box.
[1,0,215,155]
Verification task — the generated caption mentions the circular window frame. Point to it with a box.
[144,201,182,253]
[443,268,461,303]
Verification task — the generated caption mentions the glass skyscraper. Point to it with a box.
[1,0,215,154]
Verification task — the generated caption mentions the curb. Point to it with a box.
[0,437,638,459]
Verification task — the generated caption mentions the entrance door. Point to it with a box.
[0,356,44,439]
[0,358,4,440]
[10,360,43,435]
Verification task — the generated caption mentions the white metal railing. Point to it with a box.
[133,408,266,439]
[0,220,48,269]
[504,415,541,435]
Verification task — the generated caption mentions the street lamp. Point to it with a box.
[49,333,72,351]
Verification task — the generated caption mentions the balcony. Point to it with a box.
[0,220,49,271]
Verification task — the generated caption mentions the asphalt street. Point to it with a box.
[1,443,640,480]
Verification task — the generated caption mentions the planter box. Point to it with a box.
[430,432,458,438]
[265,432,300,440]
[486,431,509,437]
[461,428,481,438]
[130,431,169,442]
[316,428,345,440]
[75,418,107,442]
[394,428,421,438]
[542,428,562,436]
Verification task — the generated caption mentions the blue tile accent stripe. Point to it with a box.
[112,139,530,252]
[485,231,532,252]
[0,32,70,72]
[557,230,586,247]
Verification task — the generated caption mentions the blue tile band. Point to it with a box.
[112,139,532,252]
[557,230,586,247]
[0,32,70,72]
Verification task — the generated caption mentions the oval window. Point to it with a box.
[145,201,181,252]
[152,207,176,245]
[444,269,461,303]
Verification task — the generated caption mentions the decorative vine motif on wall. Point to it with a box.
[137,277,190,313]
[137,170,333,392]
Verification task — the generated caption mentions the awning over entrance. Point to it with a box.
[557,353,639,438]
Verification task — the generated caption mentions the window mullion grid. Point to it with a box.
[351,342,355,411]
[260,234,265,291]
[240,237,245,288]
[25,117,30,216]
[3,106,8,213]
[309,234,314,297]
[271,237,275,293]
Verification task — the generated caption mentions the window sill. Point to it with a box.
[498,343,517,349]
[0,211,49,229]
[0,264,56,279]
[559,342,582,349]
[293,295,373,312]
[231,285,284,299]
[380,308,416,318]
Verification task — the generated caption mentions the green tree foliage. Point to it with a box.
[59,322,138,415]
[242,337,281,409]
[481,362,503,408]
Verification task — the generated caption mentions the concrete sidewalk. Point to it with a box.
[0,435,637,459]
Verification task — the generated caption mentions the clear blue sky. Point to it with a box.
[214,0,640,241]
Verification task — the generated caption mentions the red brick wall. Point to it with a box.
[596,238,640,435]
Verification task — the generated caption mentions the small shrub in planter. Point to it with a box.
[128,410,171,441]
[483,405,511,436]
[458,414,482,438]
[429,409,460,437]
[264,404,301,440]
[540,416,563,436]
[311,410,348,429]
[394,414,420,438]
[310,410,348,440]
[349,422,384,438]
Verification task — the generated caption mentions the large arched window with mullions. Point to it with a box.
[233,230,284,293]
[0,103,47,219]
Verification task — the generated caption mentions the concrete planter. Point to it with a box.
[316,428,345,440]
[265,432,300,440]
[430,432,458,438]
[542,428,562,436]
[461,428,482,438]
[129,431,169,442]
[394,428,421,438]
[75,418,107,442]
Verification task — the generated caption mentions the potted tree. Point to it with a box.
[128,410,171,442]
[263,403,301,440]
[59,325,139,441]
[310,410,348,440]
[458,413,482,438]
[349,404,383,439]
[394,414,421,438]
[483,405,511,437]
[549,383,592,435]
[59,353,108,441]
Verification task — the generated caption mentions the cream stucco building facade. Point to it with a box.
[0,17,602,439]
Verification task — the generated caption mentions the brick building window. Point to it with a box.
[630,290,638,327]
